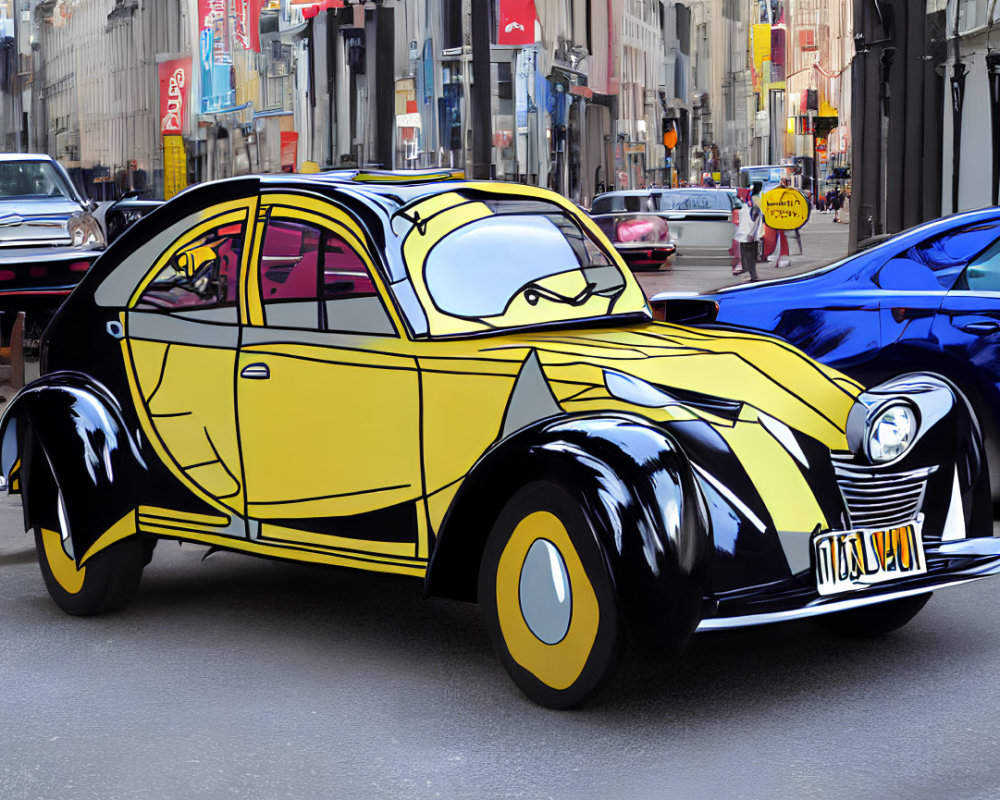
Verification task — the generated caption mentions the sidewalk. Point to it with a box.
[635,214,852,298]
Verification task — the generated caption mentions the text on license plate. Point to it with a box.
[814,524,927,596]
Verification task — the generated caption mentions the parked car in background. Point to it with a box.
[591,188,737,260]
[656,188,740,257]
[0,154,97,250]
[4,171,1000,710]
[652,206,1000,508]
[0,155,161,341]
[589,192,676,270]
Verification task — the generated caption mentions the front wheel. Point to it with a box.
[35,525,149,616]
[478,481,624,708]
[816,593,931,637]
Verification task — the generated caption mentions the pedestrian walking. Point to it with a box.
[825,186,837,215]
[733,186,763,281]
[831,187,844,223]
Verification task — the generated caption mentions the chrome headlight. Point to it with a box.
[867,403,917,462]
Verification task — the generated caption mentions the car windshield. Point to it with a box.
[656,190,730,211]
[415,198,643,331]
[0,160,74,200]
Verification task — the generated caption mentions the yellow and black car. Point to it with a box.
[3,171,1000,707]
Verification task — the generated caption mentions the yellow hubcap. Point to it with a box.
[495,511,600,689]
[40,528,86,594]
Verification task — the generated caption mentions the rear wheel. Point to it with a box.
[816,593,931,637]
[478,481,624,708]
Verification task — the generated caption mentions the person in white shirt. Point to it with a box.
[733,184,763,280]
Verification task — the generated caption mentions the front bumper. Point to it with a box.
[696,536,1000,630]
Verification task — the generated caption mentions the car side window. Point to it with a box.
[877,222,1000,291]
[321,230,394,335]
[258,214,395,335]
[956,237,1000,292]
[135,221,243,315]
[259,219,323,329]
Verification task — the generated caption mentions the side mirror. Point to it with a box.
[649,296,719,325]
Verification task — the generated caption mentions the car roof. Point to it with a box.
[0,153,59,162]
[253,170,529,213]
[593,190,654,197]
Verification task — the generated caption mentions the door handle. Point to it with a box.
[240,363,270,379]
[960,320,1000,335]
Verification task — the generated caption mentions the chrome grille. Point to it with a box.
[834,464,936,530]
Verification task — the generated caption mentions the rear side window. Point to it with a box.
[878,221,1000,290]
[135,221,244,313]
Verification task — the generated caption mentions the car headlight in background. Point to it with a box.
[66,213,105,248]
[866,403,917,462]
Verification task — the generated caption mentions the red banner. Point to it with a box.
[497,0,536,45]
[233,0,261,53]
[280,131,299,172]
[159,58,191,136]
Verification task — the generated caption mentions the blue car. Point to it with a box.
[657,207,1000,504]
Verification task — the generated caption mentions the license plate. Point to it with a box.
[814,522,927,596]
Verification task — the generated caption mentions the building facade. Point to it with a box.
[0,0,792,206]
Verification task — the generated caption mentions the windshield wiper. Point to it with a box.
[523,281,601,307]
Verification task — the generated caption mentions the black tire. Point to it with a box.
[35,525,148,616]
[478,481,624,708]
[816,593,931,637]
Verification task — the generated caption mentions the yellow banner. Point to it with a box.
[163,135,187,200]
[761,187,810,230]
[752,25,772,83]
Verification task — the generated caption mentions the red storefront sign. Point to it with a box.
[233,0,262,53]
[159,58,191,136]
[497,0,536,45]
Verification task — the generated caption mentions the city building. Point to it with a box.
[0,0,784,206]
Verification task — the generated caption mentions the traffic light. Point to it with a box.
[662,118,678,150]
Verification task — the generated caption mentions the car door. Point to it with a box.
[124,198,254,517]
[235,193,426,566]
[930,231,1000,411]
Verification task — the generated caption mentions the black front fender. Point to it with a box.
[426,413,712,656]
[0,371,147,563]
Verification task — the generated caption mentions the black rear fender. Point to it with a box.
[426,414,712,656]
[0,372,147,564]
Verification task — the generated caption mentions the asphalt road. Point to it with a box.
[3,493,1000,800]
[634,213,852,297]
[6,217,1000,800]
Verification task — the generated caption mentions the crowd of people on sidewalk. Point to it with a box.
[816,185,847,223]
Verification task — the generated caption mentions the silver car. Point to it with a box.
[592,188,738,259]
[0,154,99,248]
[654,188,739,257]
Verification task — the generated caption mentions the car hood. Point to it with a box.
[0,197,79,247]
[480,321,862,451]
